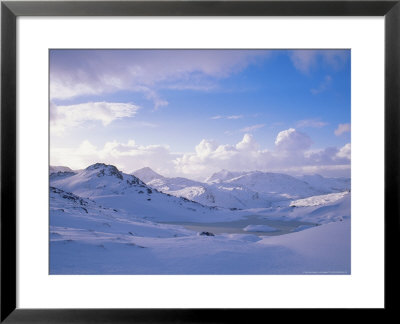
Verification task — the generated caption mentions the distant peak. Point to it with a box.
[49,165,73,174]
[86,162,106,170]
[132,167,164,183]
[85,163,123,179]
[133,167,161,176]
[212,169,231,177]
[206,169,244,183]
[135,167,156,173]
[86,163,118,171]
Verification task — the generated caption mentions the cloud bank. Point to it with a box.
[334,123,351,136]
[50,102,140,135]
[51,128,351,180]
[50,50,270,107]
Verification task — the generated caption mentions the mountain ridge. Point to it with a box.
[51,164,350,210]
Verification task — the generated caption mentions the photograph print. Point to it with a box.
[49,49,351,274]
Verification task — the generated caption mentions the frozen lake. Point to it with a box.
[162,215,317,236]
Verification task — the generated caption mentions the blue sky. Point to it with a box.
[50,49,351,179]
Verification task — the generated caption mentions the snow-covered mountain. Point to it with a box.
[50,186,192,240]
[49,163,351,274]
[289,191,349,207]
[49,165,77,181]
[148,177,273,209]
[132,167,165,184]
[50,182,351,274]
[220,171,325,199]
[131,167,350,209]
[206,170,350,193]
[51,163,145,197]
[296,174,350,193]
[50,163,350,213]
[49,165,74,174]
[132,169,278,209]
[205,169,246,184]
[50,163,220,222]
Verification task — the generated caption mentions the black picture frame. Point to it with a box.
[1,0,399,322]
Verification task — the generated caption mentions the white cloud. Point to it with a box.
[227,115,243,120]
[273,164,351,178]
[275,128,312,152]
[322,50,349,70]
[290,50,318,74]
[336,143,351,160]
[290,50,349,74]
[296,119,328,128]
[50,50,269,108]
[334,123,351,136]
[195,139,218,158]
[236,134,260,151]
[211,115,244,120]
[240,124,265,132]
[51,129,351,180]
[50,139,178,176]
[50,102,140,135]
[134,86,168,110]
[175,129,349,179]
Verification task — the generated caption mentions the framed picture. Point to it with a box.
[48,47,353,276]
[1,0,399,321]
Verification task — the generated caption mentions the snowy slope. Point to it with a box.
[50,171,77,181]
[207,170,350,196]
[131,167,350,209]
[132,167,165,184]
[290,191,349,207]
[252,192,351,224]
[50,163,231,223]
[50,164,351,274]
[223,171,322,198]
[205,169,246,184]
[257,219,350,274]
[147,176,203,191]
[291,193,351,224]
[50,185,350,274]
[50,186,193,240]
[297,174,350,193]
[51,163,146,197]
[140,171,280,209]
